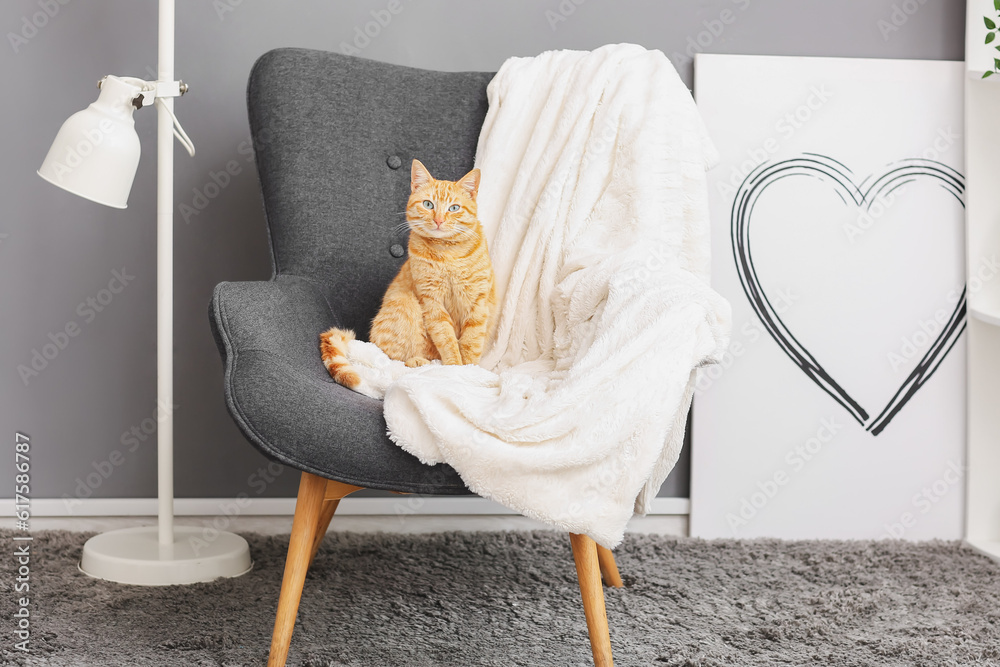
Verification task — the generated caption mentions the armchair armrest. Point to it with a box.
[209,274,470,495]
[210,275,338,374]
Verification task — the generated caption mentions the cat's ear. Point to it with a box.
[458,168,481,199]
[411,159,432,192]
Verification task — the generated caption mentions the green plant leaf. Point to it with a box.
[995,57,1000,68]
[988,16,998,29]
[989,31,997,43]
[985,70,995,78]
[995,0,1000,11]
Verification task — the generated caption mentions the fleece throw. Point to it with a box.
[344,43,731,547]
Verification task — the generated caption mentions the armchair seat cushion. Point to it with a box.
[211,275,469,494]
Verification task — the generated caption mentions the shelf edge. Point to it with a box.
[966,538,1000,563]
[969,306,1000,326]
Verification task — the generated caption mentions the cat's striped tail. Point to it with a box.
[319,327,361,389]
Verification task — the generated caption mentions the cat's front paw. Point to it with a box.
[405,357,430,368]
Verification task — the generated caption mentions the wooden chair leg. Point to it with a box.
[596,545,623,588]
[570,533,614,667]
[267,472,328,667]
[269,475,363,667]
[308,499,340,567]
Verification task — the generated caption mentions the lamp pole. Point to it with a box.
[157,0,175,549]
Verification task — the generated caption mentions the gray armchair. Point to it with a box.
[210,48,623,666]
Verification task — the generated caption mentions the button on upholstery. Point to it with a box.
[390,244,405,258]
[386,155,402,169]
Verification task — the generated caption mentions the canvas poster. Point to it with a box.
[691,55,967,539]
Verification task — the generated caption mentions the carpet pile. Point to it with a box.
[1,530,998,666]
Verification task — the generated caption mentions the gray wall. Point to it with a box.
[1,0,965,504]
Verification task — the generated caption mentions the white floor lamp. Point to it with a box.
[37,0,251,585]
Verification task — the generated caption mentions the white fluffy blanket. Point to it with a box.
[343,43,731,547]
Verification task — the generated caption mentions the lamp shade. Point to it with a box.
[38,75,143,209]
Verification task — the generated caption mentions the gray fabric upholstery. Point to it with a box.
[249,48,493,335]
[210,48,493,493]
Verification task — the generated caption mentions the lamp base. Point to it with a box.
[79,525,252,586]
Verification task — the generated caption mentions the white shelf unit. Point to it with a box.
[965,0,1000,564]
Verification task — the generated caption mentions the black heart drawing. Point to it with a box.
[731,155,966,436]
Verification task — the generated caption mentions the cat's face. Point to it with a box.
[406,159,480,240]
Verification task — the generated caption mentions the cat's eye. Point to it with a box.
[448,204,460,212]
[422,200,434,209]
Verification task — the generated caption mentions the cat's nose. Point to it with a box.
[434,217,444,227]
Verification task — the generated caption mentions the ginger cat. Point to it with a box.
[320,159,496,390]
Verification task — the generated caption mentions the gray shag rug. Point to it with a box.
[1,530,998,666]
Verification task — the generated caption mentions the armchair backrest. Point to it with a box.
[247,48,492,337]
